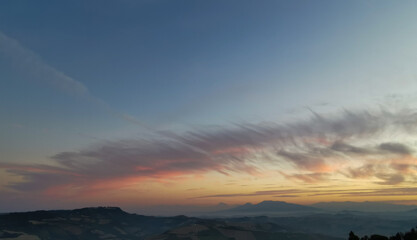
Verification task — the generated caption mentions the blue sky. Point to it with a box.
[1,0,417,212]
[2,1,416,128]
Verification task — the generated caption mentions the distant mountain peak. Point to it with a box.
[70,206,127,216]
[216,202,229,207]
[260,200,285,203]
[242,202,253,206]
[225,200,317,213]
[258,200,287,205]
[75,206,124,212]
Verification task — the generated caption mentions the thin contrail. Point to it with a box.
[0,30,155,132]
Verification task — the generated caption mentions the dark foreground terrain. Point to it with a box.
[0,207,341,240]
[0,207,197,240]
[0,206,416,240]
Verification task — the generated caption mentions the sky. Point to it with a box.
[1,0,417,213]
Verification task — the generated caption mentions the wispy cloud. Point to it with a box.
[0,31,88,96]
[346,164,375,179]
[1,106,417,197]
[196,187,417,199]
[0,31,148,129]
[277,150,330,172]
[330,141,371,154]
[375,173,405,185]
[193,189,305,199]
[281,172,330,183]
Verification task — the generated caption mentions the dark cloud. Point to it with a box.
[375,173,405,185]
[379,142,413,155]
[330,141,371,154]
[6,169,74,191]
[346,164,375,179]
[344,163,408,185]
[391,163,416,173]
[330,141,414,157]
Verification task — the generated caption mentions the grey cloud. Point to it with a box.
[287,173,329,183]
[7,169,75,191]
[391,163,416,173]
[170,109,416,155]
[379,142,413,155]
[345,164,407,185]
[330,141,371,154]
[4,138,258,192]
[330,141,414,157]
[375,173,405,185]
[194,189,304,199]
[346,164,375,179]
[2,107,417,192]
[277,150,327,171]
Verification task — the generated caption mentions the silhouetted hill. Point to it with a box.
[0,207,344,240]
[132,202,237,216]
[148,219,342,240]
[0,207,197,240]
[2,206,417,239]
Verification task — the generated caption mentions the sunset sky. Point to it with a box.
[1,0,417,213]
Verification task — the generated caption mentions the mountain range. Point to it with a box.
[1,201,417,240]
[128,201,417,217]
[191,200,417,217]
[0,206,342,240]
[228,200,318,212]
[209,200,320,217]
